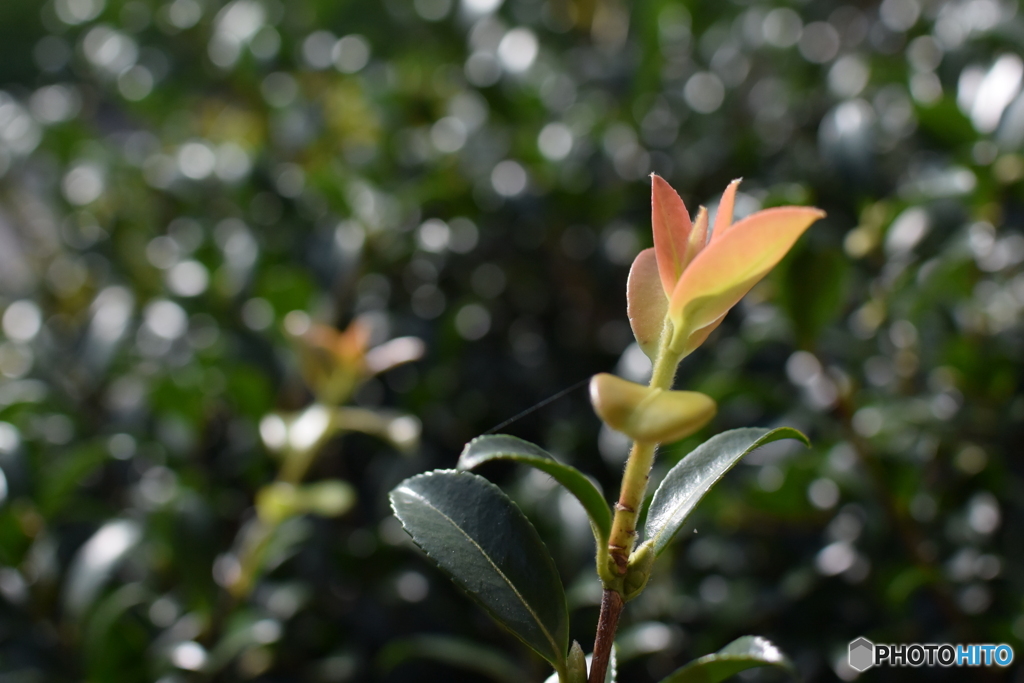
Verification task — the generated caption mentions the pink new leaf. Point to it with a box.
[651,174,693,296]
[669,206,826,351]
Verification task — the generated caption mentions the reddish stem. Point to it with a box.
[588,588,624,683]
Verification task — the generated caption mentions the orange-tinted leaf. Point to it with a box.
[669,206,825,351]
[651,174,693,296]
[710,178,742,244]
[626,248,668,360]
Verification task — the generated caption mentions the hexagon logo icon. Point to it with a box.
[849,637,875,672]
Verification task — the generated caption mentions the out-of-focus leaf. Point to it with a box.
[458,435,611,545]
[333,407,421,452]
[390,470,569,670]
[377,634,528,683]
[916,98,977,146]
[83,583,150,669]
[261,517,312,574]
[615,621,682,662]
[645,428,809,556]
[204,615,285,674]
[38,443,107,516]
[226,366,274,420]
[658,636,794,682]
[302,480,356,517]
[256,483,298,524]
[63,519,143,619]
[228,516,315,598]
[255,480,355,524]
[777,245,850,347]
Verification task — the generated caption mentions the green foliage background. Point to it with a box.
[0,0,1022,680]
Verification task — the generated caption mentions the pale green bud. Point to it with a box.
[566,640,588,683]
[623,541,655,601]
[589,373,716,444]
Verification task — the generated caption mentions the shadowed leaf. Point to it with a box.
[377,634,528,683]
[390,470,569,669]
[627,248,668,360]
[458,434,612,545]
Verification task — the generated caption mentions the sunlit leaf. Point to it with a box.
[658,636,794,682]
[63,519,143,619]
[645,428,809,555]
[589,374,716,444]
[669,207,825,352]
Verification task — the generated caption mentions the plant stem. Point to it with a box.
[606,334,679,573]
[588,589,623,683]
[607,440,655,573]
[592,327,681,678]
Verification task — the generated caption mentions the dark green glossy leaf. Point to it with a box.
[646,428,809,555]
[390,470,569,668]
[659,636,795,683]
[458,434,612,544]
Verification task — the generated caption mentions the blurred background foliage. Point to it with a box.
[0,0,1022,680]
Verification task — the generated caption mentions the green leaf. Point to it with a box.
[39,442,108,516]
[777,244,850,348]
[377,634,529,683]
[63,519,143,619]
[83,583,150,673]
[645,427,809,555]
[658,636,795,683]
[390,470,570,670]
[458,434,612,545]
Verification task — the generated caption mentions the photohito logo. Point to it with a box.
[849,637,1014,671]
